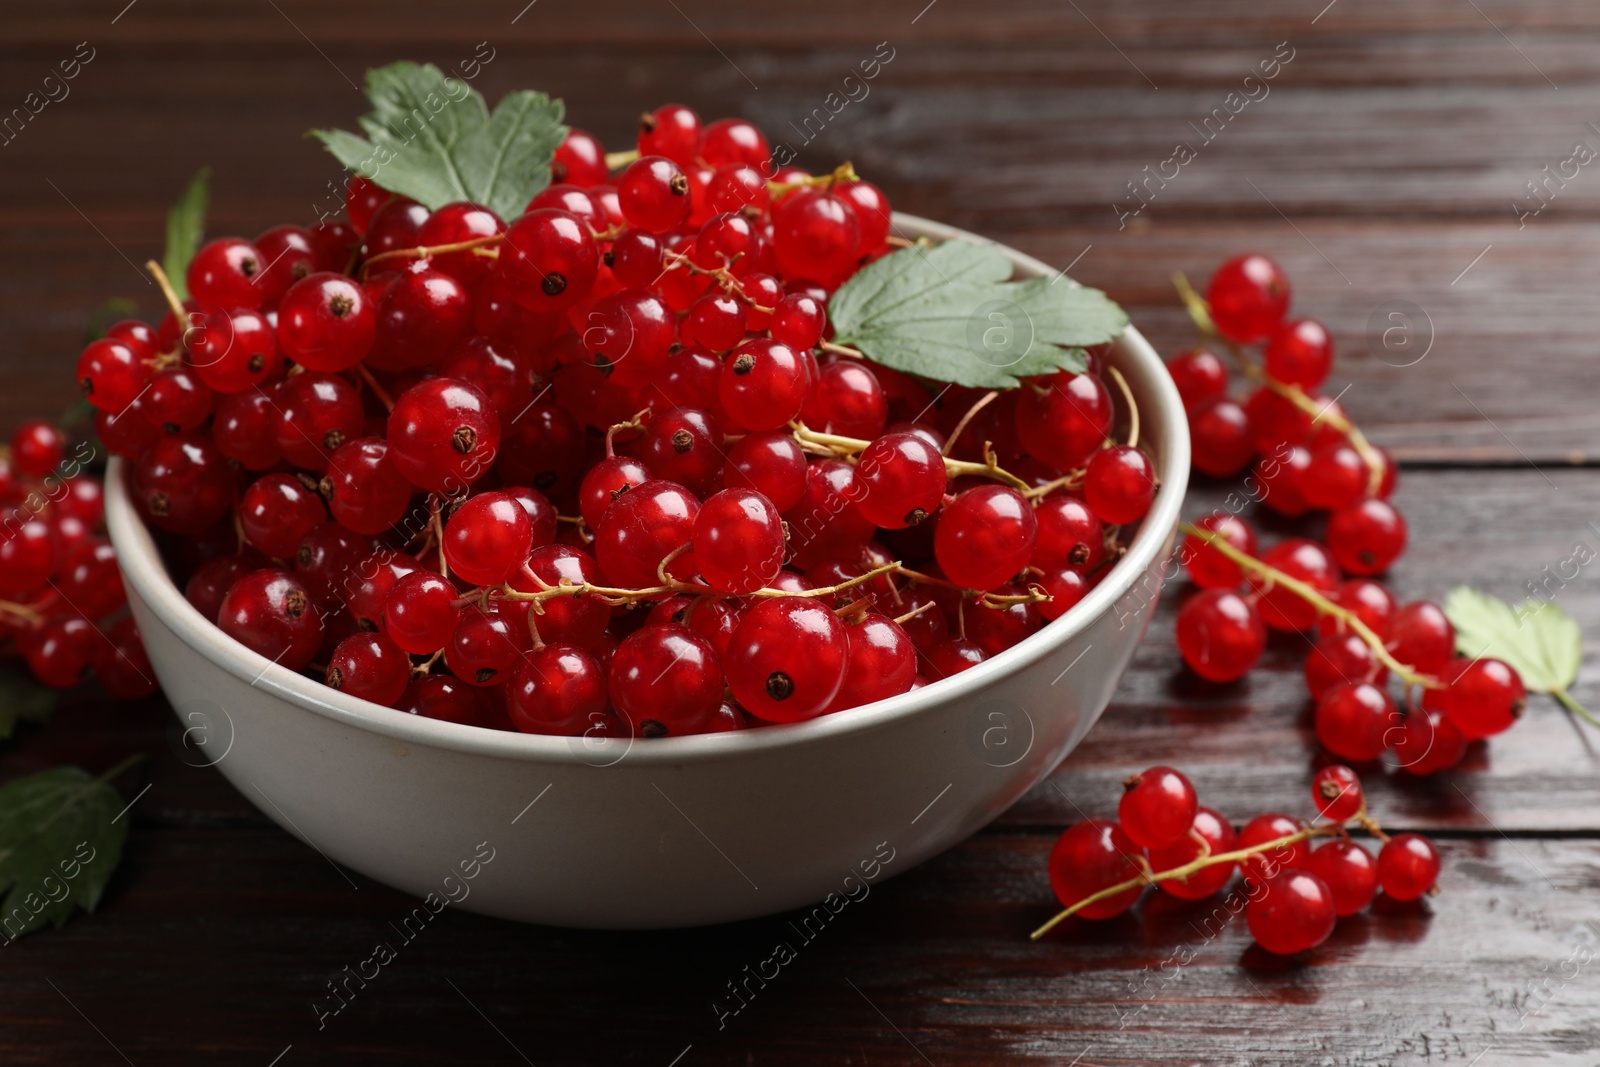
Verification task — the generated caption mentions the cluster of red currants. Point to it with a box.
[1039,764,1441,955]
[0,418,155,698]
[76,104,1155,738]
[1170,255,1524,772]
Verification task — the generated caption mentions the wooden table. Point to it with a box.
[3,2,1597,1063]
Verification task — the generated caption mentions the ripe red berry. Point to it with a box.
[854,432,947,530]
[637,103,702,166]
[692,488,785,594]
[443,491,535,587]
[609,624,723,737]
[323,437,415,536]
[1249,538,1340,632]
[1017,371,1113,470]
[1118,766,1199,849]
[639,408,723,498]
[1237,813,1308,884]
[1304,840,1378,916]
[276,272,377,372]
[1320,579,1398,641]
[618,156,692,233]
[582,287,676,385]
[773,189,860,282]
[1327,498,1408,578]
[132,431,236,534]
[1264,318,1334,389]
[1391,705,1467,775]
[1310,764,1364,822]
[239,473,327,560]
[1315,681,1394,762]
[724,431,808,512]
[368,265,474,372]
[1438,656,1525,739]
[1207,254,1291,343]
[1182,513,1256,589]
[1166,348,1228,410]
[188,237,267,311]
[385,571,462,655]
[1387,600,1455,676]
[415,201,505,288]
[1377,833,1440,901]
[701,118,770,169]
[188,308,282,394]
[1175,588,1266,683]
[1246,869,1336,954]
[769,292,827,351]
[719,338,809,432]
[387,378,502,493]
[831,612,917,711]
[1149,807,1237,900]
[1083,445,1157,525]
[934,485,1037,592]
[500,208,600,313]
[725,597,849,722]
[1046,819,1145,920]
[76,338,150,412]
[10,421,65,479]
[506,544,610,649]
[508,644,606,735]
[216,568,324,670]
[344,176,390,235]
[801,361,887,440]
[552,128,610,187]
[594,479,701,589]
[1189,397,1255,478]
[326,632,411,707]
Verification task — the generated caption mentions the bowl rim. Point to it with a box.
[106,212,1190,767]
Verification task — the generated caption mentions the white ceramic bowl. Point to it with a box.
[106,215,1189,929]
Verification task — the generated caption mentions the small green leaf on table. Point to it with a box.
[311,61,565,223]
[0,760,135,941]
[827,239,1129,390]
[1443,586,1594,727]
[163,168,210,302]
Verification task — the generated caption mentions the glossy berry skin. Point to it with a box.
[701,118,770,169]
[1391,705,1467,775]
[0,521,55,600]
[1387,600,1455,675]
[1250,539,1340,632]
[800,361,887,440]
[719,339,809,432]
[1189,397,1256,478]
[76,338,149,411]
[213,389,282,470]
[1439,657,1525,739]
[1315,681,1394,762]
[346,550,425,632]
[295,521,373,610]
[708,163,770,215]
[838,180,891,251]
[145,367,214,433]
[1046,819,1145,920]
[275,272,377,372]
[693,488,785,594]
[217,569,324,671]
[185,554,255,623]
[640,408,723,498]
[552,128,609,186]
[344,176,390,234]
[1304,840,1378,917]
[445,608,523,686]
[272,372,364,472]
[1377,833,1441,901]
[831,613,917,711]
[415,201,505,288]
[923,637,986,680]
[508,644,606,735]
[323,437,415,535]
[27,616,98,689]
[387,378,501,493]
[501,209,599,313]
[1207,254,1291,343]
[1036,568,1090,621]
[725,597,849,722]
[724,431,808,512]
[1166,348,1228,411]
[608,229,666,287]
[132,431,236,535]
[1032,494,1105,571]
[773,189,860,282]
[1311,764,1364,821]
[11,421,66,478]
[361,197,430,261]
[188,237,267,311]
[1246,869,1337,955]
[1182,512,1257,589]
[384,571,461,655]
[1327,499,1408,576]
[769,292,826,351]
[579,455,652,529]
[57,539,125,619]
[1321,579,1398,641]
[854,432,947,529]
[1118,766,1199,849]
[507,545,610,649]
[1016,372,1113,470]
[96,619,158,700]
[239,473,326,560]
[1303,442,1388,512]
[583,288,676,385]
[609,625,723,737]
[618,156,692,233]
[188,308,281,394]
[934,486,1037,592]
[682,292,747,352]
[1304,631,1383,698]
[1083,445,1156,525]
[398,675,492,728]
[1175,589,1266,683]
[594,479,701,589]
[443,491,535,587]
[637,103,701,166]
[325,632,411,707]
[1237,813,1308,884]
[1150,807,1237,900]
[1265,319,1334,389]
[369,265,474,371]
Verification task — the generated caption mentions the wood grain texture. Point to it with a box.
[0,1,1597,1064]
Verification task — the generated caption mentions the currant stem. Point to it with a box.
[144,260,189,323]
[605,148,641,171]
[1179,523,1441,689]
[942,390,999,458]
[360,234,505,277]
[819,341,865,359]
[789,423,1030,493]
[354,364,395,413]
[1106,366,1140,451]
[768,162,859,196]
[1552,687,1600,729]
[1029,824,1339,940]
[0,600,43,626]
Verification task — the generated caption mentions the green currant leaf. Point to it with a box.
[310,62,565,223]
[162,168,210,303]
[828,239,1127,390]
[0,667,56,744]
[1442,586,1581,695]
[0,764,131,941]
